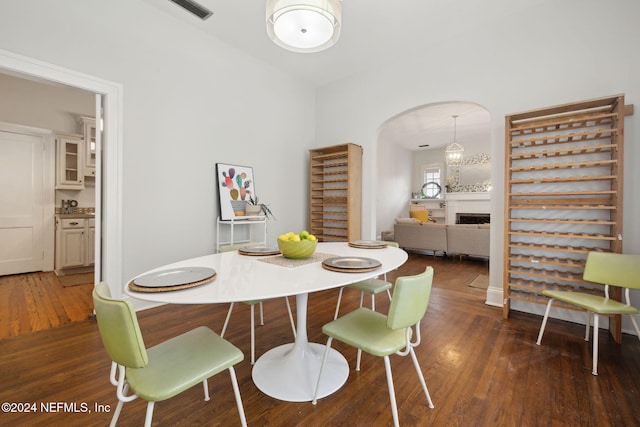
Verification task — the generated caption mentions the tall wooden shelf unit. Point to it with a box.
[503,95,626,340]
[309,143,362,242]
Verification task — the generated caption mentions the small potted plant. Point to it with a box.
[246,196,275,220]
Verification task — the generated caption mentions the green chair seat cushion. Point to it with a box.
[126,326,243,402]
[322,308,409,357]
[542,290,639,315]
[347,278,392,294]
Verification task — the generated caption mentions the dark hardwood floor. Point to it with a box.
[1,253,639,426]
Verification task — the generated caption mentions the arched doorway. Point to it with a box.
[376,101,491,233]
[375,101,492,299]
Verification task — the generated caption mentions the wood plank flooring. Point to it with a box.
[0,271,94,339]
[1,253,639,426]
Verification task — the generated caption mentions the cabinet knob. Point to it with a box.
[70,222,79,226]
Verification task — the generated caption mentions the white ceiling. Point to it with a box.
[0,1,508,149]
[145,0,539,87]
[143,0,509,149]
[378,102,490,151]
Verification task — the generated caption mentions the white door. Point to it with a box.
[0,131,44,275]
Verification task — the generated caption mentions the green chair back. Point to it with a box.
[387,267,434,330]
[93,282,149,368]
[583,252,640,290]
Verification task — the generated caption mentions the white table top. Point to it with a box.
[126,242,408,304]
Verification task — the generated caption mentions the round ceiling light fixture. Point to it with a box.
[266,0,342,53]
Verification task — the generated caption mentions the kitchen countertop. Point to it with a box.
[57,213,95,219]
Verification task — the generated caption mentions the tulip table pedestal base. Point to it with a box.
[251,293,349,402]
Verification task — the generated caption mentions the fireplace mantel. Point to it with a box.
[445,192,491,224]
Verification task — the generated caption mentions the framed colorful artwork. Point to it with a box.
[216,163,256,220]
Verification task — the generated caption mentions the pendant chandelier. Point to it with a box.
[445,115,464,166]
[266,0,342,53]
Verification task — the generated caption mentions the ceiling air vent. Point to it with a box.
[169,0,213,21]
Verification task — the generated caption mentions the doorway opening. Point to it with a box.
[0,49,122,338]
[375,101,492,268]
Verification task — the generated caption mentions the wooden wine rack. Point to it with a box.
[309,143,362,242]
[503,95,626,340]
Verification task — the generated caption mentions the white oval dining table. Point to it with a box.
[125,241,408,402]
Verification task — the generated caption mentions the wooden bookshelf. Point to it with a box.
[309,143,362,242]
[503,95,626,341]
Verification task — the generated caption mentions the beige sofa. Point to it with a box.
[393,219,489,258]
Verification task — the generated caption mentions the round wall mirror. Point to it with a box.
[421,182,441,198]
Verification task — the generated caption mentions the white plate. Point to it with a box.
[133,267,216,288]
[323,257,381,270]
[238,245,281,256]
[348,240,387,249]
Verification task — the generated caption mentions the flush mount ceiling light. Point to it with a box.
[266,0,342,53]
[445,115,465,166]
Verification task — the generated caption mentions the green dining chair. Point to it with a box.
[93,283,247,427]
[313,267,435,427]
[536,252,640,375]
[333,241,399,321]
[218,243,296,364]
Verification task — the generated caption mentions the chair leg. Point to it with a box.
[143,401,155,427]
[356,349,362,371]
[536,298,554,345]
[109,385,127,427]
[221,302,235,337]
[386,289,392,301]
[228,367,248,427]
[334,288,345,320]
[312,337,334,405]
[258,301,264,326]
[383,355,400,427]
[592,314,599,376]
[202,379,211,401]
[409,347,434,408]
[371,293,376,311]
[628,314,640,341]
[585,311,591,342]
[284,297,296,338]
[250,304,256,365]
[359,291,365,308]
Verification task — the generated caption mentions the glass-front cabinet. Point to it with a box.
[56,135,84,189]
[81,116,96,177]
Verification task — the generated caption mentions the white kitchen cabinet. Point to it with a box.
[55,216,95,272]
[87,218,95,265]
[80,116,96,177]
[55,135,85,190]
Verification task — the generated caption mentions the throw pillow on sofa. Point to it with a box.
[410,209,430,222]
[409,204,431,223]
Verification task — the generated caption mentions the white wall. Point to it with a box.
[411,147,446,197]
[376,141,412,238]
[316,0,640,326]
[0,73,94,134]
[0,0,316,294]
